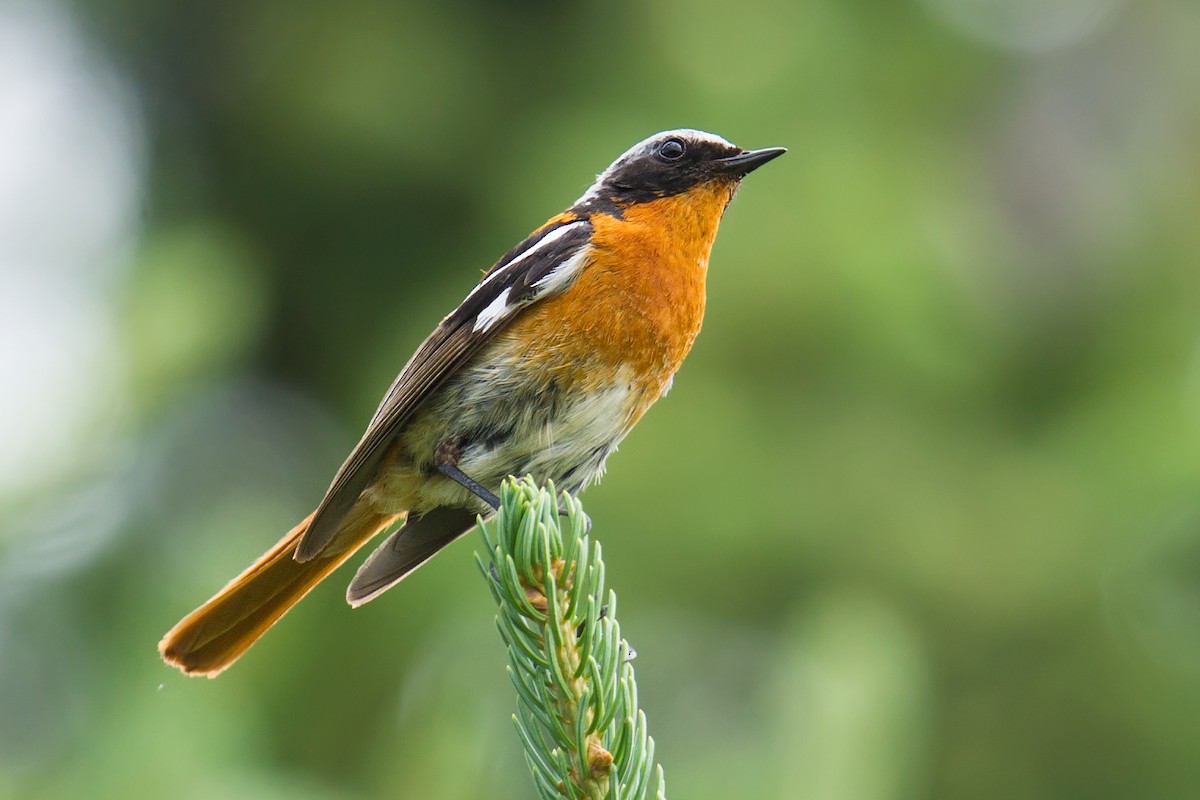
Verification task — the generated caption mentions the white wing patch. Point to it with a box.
[467,221,590,333]
[532,247,589,295]
[503,222,581,271]
[473,287,512,332]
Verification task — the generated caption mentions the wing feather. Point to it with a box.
[295,217,593,560]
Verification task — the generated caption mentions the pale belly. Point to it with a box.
[368,358,655,514]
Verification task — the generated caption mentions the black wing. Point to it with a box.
[295,217,593,560]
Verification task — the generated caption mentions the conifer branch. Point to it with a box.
[476,476,667,800]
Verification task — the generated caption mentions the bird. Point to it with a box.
[159,129,785,677]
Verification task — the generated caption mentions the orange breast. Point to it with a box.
[501,181,736,415]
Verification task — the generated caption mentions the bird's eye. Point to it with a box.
[657,139,686,161]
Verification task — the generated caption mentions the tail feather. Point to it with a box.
[159,506,401,677]
[346,506,478,607]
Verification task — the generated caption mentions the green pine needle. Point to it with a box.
[476,476,667,800]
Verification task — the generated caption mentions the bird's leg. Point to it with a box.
[435,438,501,510]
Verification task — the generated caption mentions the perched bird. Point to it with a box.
[159,129,785,676]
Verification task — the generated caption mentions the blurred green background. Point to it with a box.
[2,0,1200,797]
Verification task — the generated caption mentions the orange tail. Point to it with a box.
[159,506,402,677]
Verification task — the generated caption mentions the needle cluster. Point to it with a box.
[476,476,666,800]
